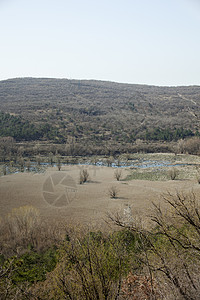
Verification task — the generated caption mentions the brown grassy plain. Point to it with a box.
[1,160,200,228]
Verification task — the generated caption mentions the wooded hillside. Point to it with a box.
[0,78,200,145]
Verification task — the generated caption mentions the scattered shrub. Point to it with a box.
[108,186,119,198]
[114,169,122,181]
[79,169,89,184]
[168,167,178,180]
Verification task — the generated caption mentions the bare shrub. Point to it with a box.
[114,169,122,181]
[149,191,200,299]
[2,165,6,175]
[79,169,89,184]
[180,137,200,155]
[108,186,119,198]
[92,156,98,165]
[49,152,54,166]
[176,139,185,154]
[0,137,15,162]
[110,191,200,300]
[0,206,41,256]
[17,146,25,157]
[7,205,40,240]
[36,154,41,165]
[26,159,31,172]
[56,156,62,171]
[106,157,113,167]
[116,156,121,167]
[19,157,24,172]
[168,167,178,180]
[0,206,66,256]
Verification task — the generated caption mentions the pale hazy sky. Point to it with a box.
[0,0,200,86]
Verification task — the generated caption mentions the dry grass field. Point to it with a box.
[1,153,200,228]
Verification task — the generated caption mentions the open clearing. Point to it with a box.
[1,153,200,227]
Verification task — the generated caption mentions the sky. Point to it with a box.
[0,0,200,86]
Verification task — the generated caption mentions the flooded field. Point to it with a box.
[1,153,200,179]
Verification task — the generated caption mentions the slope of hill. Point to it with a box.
[0,78,200,146]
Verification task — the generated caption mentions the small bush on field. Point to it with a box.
[79,169,89,184]
[114,169,122,181]
[56,156,62,171]
[108,186,119,198]
[169,167,178,180]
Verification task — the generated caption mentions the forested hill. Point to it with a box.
[0,77,200,143]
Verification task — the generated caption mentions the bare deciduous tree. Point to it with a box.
[109,191,200,300]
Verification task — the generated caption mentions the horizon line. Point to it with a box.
[0,76,200,88]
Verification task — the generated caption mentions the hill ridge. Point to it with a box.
[0,77,200,145]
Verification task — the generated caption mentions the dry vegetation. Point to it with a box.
[79,168,90,184]
[0,78,200,156]
[1,188,200,299]
[108,185,119,198]
[0,153,200,299]
[114,169,122,181]
[1,78,200,298]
